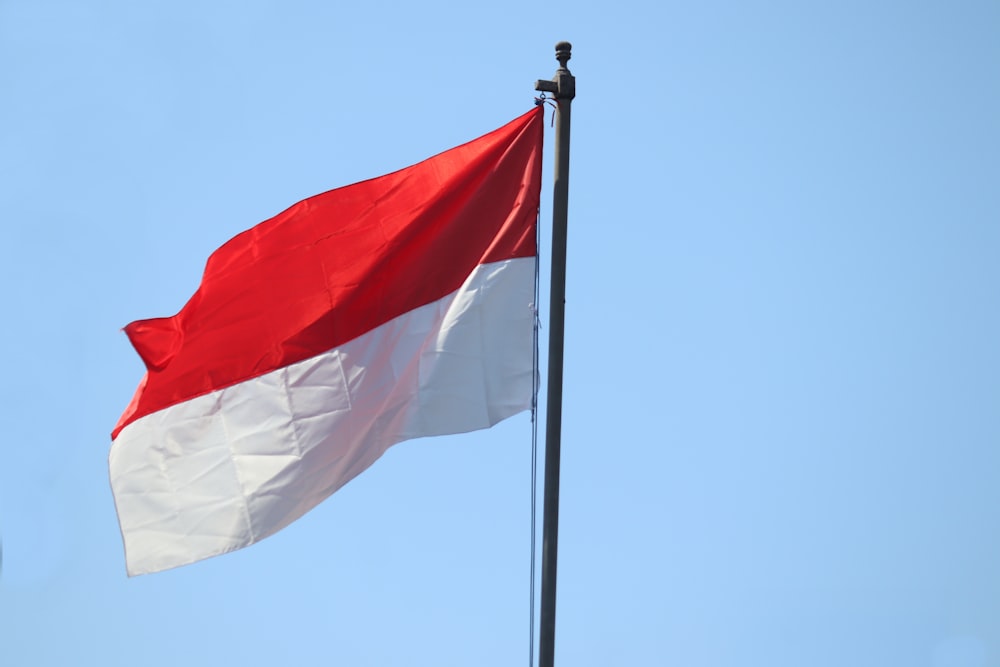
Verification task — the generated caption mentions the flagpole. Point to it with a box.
[535,41,575,667]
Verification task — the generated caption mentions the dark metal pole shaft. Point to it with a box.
[534,41,575,667]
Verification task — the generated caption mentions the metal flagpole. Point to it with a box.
[534,41,575,667]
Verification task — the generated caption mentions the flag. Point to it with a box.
[110,107,544,576]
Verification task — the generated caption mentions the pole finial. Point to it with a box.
[555,41,572,70]
[536,41,575,99]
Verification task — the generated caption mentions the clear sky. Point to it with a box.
[2,1,999,666]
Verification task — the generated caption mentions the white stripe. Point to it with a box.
[110,257,535,575]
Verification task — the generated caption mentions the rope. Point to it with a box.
[534,94,558,127]
[528,204,542,667]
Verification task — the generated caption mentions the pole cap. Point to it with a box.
[555,42,572,69]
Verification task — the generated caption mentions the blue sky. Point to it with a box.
[2,1,999,665]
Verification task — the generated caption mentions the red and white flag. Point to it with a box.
[110,108,544,575]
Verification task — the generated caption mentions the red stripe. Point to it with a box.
[114,108,543,438]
